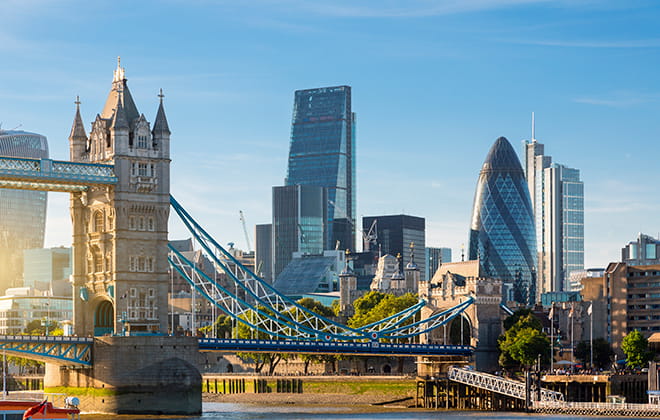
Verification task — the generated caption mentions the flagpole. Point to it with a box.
[550,302,554,374]
[570,302,574,367]
[590,302,593,369]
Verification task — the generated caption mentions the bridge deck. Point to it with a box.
[0,157,117,192]
[0,335,93,366]
[199,338,473,357]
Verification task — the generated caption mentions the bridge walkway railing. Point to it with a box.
[447,367,564,402]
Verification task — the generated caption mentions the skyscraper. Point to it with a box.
[524,121,584,295]
[543,163,584,292]
[425,247,452,280]
[0,129,49,293]
[271,184,327,280]
[286,86,356,252]
[362,214,426,281]
[469,137,537,304]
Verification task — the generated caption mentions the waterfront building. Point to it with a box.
[622,233,660,266]
[425,247,451,280]
[0,129,49,294]
[567,267,604,292]
[524,123,584,297]
[362,214,426,281]
[581,262,660,357]
[469,137,537,305]
[255,224,273,282]
[286,86,356,252]
[271,184,327,280]
[23,247,72,295]
[0,287,72,335]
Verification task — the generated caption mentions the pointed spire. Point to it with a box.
[406,241,418,270]
[111,98,129,131]
[153,88,171,135]
[69,95,87,140]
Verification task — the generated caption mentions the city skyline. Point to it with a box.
[1,1,660,269]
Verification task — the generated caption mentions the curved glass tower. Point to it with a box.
[0,130,49,293]
[468,137,537,304]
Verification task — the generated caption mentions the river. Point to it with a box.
[198,403,631,419]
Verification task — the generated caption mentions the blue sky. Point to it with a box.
[1,0,659,268]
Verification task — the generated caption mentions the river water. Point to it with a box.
[198,403,630,419]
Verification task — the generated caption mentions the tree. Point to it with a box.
[200,314,233,338]
[348,292,418,329]
[503,308,541,331]
[574,338,614,369]
[498,313,549,372]
[622,330,652,369]
[293,298,337,374]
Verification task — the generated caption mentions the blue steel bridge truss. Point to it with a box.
[0,336,93,366]
[169,196,475,346]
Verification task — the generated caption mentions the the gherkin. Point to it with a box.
[468,136,537,305]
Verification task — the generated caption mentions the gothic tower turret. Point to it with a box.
[68,96,88,161]
[70,58,171,336]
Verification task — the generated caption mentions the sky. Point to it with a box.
[1,0,659,268]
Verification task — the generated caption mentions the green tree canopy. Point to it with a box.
[503,308,542,331]
[498,313,549,371]
[622,330,652,369]
[348,292,418,329]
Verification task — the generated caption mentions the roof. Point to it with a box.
[273,255,338,296]
[481,136,524,174]
[101,60,140,124]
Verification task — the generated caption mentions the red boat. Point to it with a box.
[0,399,80,420]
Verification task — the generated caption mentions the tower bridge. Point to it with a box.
[0,61,489,414]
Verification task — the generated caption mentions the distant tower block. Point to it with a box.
[69,58,171,336]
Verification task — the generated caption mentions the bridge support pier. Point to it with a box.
[44,336,201,414]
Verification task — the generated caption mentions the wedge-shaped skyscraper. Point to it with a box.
[469,137,537,304]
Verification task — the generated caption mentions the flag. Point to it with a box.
[23,401,47,420]
[587,303,593,316]
[548,306,554,320]
[119,292,128,299]
[568,304,574,318]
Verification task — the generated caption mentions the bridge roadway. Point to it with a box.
[0,335,472,366]
[198,338,473,357]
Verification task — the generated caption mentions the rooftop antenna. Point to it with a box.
[531,111,535,141]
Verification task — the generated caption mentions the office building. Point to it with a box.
[0,129,49,294]
[255,224,273,282]
[0,288,72,335]
[272,185,327,280]
[362,214,426,281]
[425,247,451,280]
[23,247,72,295]
[469,137,537,305]
[286,86,356,252]
[524,123,584,297]
[622,233,660,266]
[581,262,660,357]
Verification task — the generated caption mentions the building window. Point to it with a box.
[93,248,103,273]
[129,216,135,230]
[138,163,148,176]
[137,135,148,149]
[130,288,137,298]
[138,217,145,230]
[94,211,104,232]
[148,217,155,231]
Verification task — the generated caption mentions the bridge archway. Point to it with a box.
[94,300,114,336]
[448,314,472,346]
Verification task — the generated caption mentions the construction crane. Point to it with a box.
[239,210,252,252]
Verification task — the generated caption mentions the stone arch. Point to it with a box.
[449,313,472,346]
[94,300,114,336]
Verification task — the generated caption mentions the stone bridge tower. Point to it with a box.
[68,59,171,336]
[418,260,503,373]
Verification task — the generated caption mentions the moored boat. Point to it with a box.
[0,399,80,420]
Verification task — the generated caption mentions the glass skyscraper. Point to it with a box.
[0,130,49,293]
[469,137,537,305]
[524,131,584,295]
[272,184,327,281]
[286,86,356,252]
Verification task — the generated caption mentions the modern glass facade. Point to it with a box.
[362,214,426,281]
[469,137,537,305]
[425,247,452,280]
[23,247,72,294]
[0,130,49,293]
[286,86,356,252]
[0,293,72,335]
[543,164,584,292]
[272,185,327,280]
